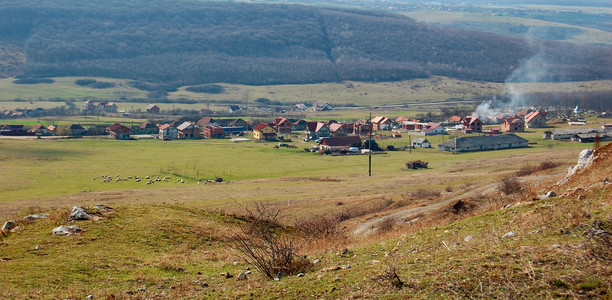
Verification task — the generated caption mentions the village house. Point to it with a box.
[131,122,159,135]
[462,116,482,133]
[107,122,131,140]
[411,137,430,148]
[176,121,201,139]
[501,118,525,133]
[203,125,225,138]
[305,122,331,140]
[95,102,118,113]
[228,105,241,113]
[0,124,25,136]
[353,121,372,136]
[158,124,178,140]
[68,124,86,136]
[329,123,348,137]
[197,116,218,128]
[419,123,447,136]
[318,136,362,151]
[252,122,277,141]
[312,102,333,111]
[273,117,293,134]
[228,119,250,131]
[571,132,612,143]
[29,124,54,136]
[46,125,58,135]
[438,134,528,152]
[146,104,160,114]
[443,116,463,126]
[82,100,96,112]
[295,104,307,111]
[371,116,391,131]
[291,119,308,131]
[524,111,547,128]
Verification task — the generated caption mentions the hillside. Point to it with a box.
[0,140,609,298]
[1,0,612,85]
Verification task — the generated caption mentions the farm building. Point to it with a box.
[0,124,25,136]
[524,111,547,128]
[438,134,528,152]
[545,128,604,141]
[412,137,430,148]
[319,136,362,151]
[312,102,333,111]
[146,104,160,114]
[158,124,178,139]
[107,122,131,140]
[571,133,612,143]
[82,100,96,112]
[252,122,277,140]
[501,118,525,133]
[176,121,201,139]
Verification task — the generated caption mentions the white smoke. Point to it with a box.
[472,27,551,118]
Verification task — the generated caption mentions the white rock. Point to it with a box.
[464,235,473,242]
[237,272,247,281]
[1,221,15,232]
[502,231,516,238]
[53,225,83,236]
[69,206,92,221]
[23,214,49,221]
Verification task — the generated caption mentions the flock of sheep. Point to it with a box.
[92,174,222,185]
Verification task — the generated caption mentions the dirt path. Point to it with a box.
[353,173,562,236]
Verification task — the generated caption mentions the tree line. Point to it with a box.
[1,0,611,85]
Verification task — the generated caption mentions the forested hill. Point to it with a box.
[1,0,611,85]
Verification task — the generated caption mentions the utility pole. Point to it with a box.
[368,111,372,177]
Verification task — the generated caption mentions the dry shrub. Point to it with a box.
[515,161,563,177]
[295,213,344,238]
[583,219,612,262]
[233,203,312,279]
[340,198,394,220]
[377,217,397,233]
[372,263,404,290]
[499,177,522,195]
[409,189,441,200]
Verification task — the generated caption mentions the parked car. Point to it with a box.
[348,147,360,153]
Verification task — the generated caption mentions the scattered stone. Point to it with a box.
[464,235,473,242]
[245,270,251,275]
[391,247,399,253]
[52,225,83,236]
[372,260,381,264]
[237,272,247,281]
[538,191,557,200]
[340,248,350,255]
[137,287,146,292]
[10,226,21,233]
[385,252,392,257]
[35,245,41,251]
[69,206,92,221]
[245,267,250,270]
[273,277,280,281]
[201,283,209,288]
[550,244,561,249]
[312,258,320,264]
[204,251,210,254]
[1,221,15,232]
[220,272,233,279]
[233,261,239,265]
[296,273,305,277]
[86,295,93,300]
[502,231,516,238]
[320,266,341,272]
[22,214,49,221]
[341,265,351,269]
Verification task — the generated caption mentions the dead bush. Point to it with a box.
[498,177,522,195]
[377,217,397,233]
[233,203,312,279]
[372,261,404,289]
[515,161,562,177]
[295,213,344,238]
[582,219,612,262]
[409,189,441,200]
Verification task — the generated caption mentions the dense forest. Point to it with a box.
[0,0,611,85]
